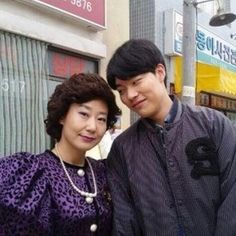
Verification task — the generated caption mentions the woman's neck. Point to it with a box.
[52,141,86,166]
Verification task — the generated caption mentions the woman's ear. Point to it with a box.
[155,64,166,82]
[59,118,64,125]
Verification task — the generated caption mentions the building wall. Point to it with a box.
[130,0,236,77]
[130,0,236,124]
[0,0,130,128]
[0,0,106,58]
[0,0,130,156]
[101,0,130,130]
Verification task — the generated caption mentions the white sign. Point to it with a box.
[164,9,236,73]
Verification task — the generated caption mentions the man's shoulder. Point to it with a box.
[185,104,223,116]
[182,104,228,128]
[114,119,146,144]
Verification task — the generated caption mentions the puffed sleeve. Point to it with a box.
[0,152,52,236]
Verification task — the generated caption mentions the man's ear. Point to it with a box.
[155,64,166,82]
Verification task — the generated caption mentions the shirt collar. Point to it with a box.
[164,95,178,124]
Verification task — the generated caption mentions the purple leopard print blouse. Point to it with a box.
[0,150,112,236]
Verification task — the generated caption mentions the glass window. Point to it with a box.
[0,33,98,157]
[0,31,50,156]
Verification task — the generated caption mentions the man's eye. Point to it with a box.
[117,89,124,95]
[133,78,141,85]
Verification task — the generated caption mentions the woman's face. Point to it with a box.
[59,99,108,153]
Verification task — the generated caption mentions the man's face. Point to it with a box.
[115,64,170,123]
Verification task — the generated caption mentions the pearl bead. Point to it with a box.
[55,144,97,201]
[90,224,97,232]
[85,196,93,204]
[77,169,85,177]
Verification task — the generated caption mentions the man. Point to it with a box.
[106,38,236,236]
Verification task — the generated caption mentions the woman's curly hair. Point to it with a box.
[44,73,121,141]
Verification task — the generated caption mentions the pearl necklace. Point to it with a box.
[55,144,97,203]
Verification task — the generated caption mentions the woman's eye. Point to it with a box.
[79,112,88,117]
[98,117,107,123]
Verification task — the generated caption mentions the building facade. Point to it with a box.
[130,0,236,125]
[0,0,130,156]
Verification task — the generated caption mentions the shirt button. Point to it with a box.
[177,199,183,206]
[77,169,85,177]
[169,160,175,167]
[90,224,97,232]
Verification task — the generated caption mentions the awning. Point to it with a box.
[174,57,236,96]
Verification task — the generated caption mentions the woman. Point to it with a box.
[0,73,120,235]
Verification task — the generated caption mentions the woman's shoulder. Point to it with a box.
[0,150,54,185]
[0,151,33,160]
[0,150,55,204]
[86,157,108,175]
[0,150,50,167]
[0,152,35,172]
[0,151,56,235]
[86,156,105,167]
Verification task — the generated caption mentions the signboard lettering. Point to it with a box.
[22,0,106,29]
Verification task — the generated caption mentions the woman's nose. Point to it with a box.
[86,117,97,131]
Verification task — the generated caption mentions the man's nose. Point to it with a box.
[126,87,138,100]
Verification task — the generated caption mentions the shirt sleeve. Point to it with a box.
[107,140,143,236]
[0,152,52,235]
[213,113,236,236]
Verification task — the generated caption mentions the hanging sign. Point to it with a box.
[19,0,106,30]
[164,9,236,73]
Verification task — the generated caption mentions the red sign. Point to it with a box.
[48,50,97,79]
[32,0,105,29]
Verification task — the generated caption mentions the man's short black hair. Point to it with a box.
[107,38,167,89]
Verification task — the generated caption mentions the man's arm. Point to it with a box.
[213,113,236,236]
[107,141,142,236]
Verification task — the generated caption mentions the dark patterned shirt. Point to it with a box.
[108,97,236,236]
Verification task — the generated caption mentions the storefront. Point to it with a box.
[165,9,236,125]
[199,91,236,126]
